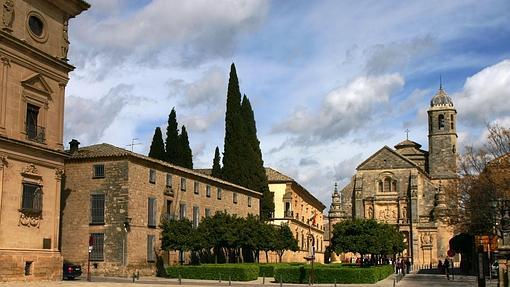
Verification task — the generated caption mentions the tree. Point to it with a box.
[165,108,180,165]
[446,123,510,235]
[273,224,299,262]
[331,219,403,266]
[178,125,193,169]
[148,127,165,161]
[211,146,222,178]
[160,218,194,264]
[240,95,274,220]
[222,63,246,185]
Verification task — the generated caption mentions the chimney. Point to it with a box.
[69,139,80,154]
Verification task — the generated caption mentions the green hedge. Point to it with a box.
[166,264,258,281]
[274,264,394,284]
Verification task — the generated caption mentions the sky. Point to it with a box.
[65,0,510,211]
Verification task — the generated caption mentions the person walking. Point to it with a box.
[444,258,450,280]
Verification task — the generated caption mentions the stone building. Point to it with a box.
[0,0,88,281]
[328,86,458,267]
[264,168,326,263]
[61,142,261,276]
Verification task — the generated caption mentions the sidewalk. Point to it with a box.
[0,274,397,287]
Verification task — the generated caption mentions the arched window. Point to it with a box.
[450,114,454,129]
[452,145,456,154]
[438,114,445,130]
[384,177,391,192]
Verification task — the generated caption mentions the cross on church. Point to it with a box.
[404,129,410,140]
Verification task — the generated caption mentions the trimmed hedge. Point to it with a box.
[274,264,394,284]
[166,264,258,281]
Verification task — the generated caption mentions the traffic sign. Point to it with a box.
[447,249,455,257]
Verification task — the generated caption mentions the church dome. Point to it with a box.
[395,139,422,150]
[430,88,454,107]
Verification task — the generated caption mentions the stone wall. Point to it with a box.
[62,156,262,277]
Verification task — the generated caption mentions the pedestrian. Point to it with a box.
[444,258,450,280]
[405,258,411,274]
[438,260,443,274]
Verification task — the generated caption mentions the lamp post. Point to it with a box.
[87,235,93,282]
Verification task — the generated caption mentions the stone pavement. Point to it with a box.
[0,273,498,287]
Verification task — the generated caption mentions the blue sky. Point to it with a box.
[65,0,510,209]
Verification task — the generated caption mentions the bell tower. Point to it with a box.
[427,83,457,180]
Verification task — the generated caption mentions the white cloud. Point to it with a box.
[273,73,405,142]
[64,84,134,145]
[456,59,510,126]
[70,0,268,75]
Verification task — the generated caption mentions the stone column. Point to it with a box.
[54,168,64,249]
[0,56,10,133]
[0,156,7,224]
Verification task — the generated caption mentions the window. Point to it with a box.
[21,183,42,213]
[452,144,456,154]
[205,208,211,217]
[438,114,445,130]
[194,181,199,195]
[233,192,238,204]
[28,15,44,37]
[148,197,157,227]
[166,200,173,220]
[180,177,186,191]
[378,181,383,192]
[248,196,252,207]
[179,203,186,220]
[26,104,42,142]
[166,173,173,187]
[90,233,104,261]
[192,206,199,228]
[24,261,33,276]
[90,194,105,224]
[217,188,222,200]
[93,164,105,178]
[149,169,156,184]
[450,114,454,130]
[206,185,211,198]
[147,235,156,262]
[384,177,391,192]
[392,181,397,192]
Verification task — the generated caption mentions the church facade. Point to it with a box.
[328,86,458,267]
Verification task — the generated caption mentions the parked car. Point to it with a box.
[63,262,82,280]
[491,262,499,278]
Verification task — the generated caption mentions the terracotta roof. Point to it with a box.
[265,167,294,182]
[67,143,261,196]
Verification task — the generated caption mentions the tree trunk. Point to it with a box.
[265,250,269,263]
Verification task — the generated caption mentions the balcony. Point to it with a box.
[25,123,45,144]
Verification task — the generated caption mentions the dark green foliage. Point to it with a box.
[222,63,245,185]
[166,264,259,281]
[273,264,394,284]
[240,95,274,219]
[160,218,194,252]
[221,64,273,219]
[273,224,299,262]
[165,108,179,164]
[148,127,165,161]
[331,219,405,262]
[211,146,222,178]
[178,125,193,169]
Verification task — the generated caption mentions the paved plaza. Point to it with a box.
[0,273,500,287]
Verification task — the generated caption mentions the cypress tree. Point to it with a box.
[179,125,193,169]
[148,127,166,161]
[211,146,222,178]
[241,95,274,220]
[165,108,180,165]
[222,63,245,185]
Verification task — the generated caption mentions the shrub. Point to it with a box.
[274,264,394,284]
[166,264,258,281]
